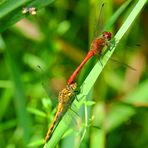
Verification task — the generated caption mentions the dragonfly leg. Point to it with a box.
[69,107,80,117]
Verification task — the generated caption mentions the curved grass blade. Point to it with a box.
[103,0,132,31]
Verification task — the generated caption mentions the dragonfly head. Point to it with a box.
[69,83,77,90]
[102,31,112,41]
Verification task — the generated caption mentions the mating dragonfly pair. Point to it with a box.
[45,31,112,142]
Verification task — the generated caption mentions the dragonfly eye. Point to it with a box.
[69,83,77,90]
[103,31,112,40]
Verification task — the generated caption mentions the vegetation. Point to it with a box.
[0,0,147,148]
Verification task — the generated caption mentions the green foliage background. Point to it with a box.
[0,0,147,148]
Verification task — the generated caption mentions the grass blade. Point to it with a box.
[5,46,31,146]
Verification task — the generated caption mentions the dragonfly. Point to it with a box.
[67,31,112,85]
[45,82,78,142]
[67,30,137,85]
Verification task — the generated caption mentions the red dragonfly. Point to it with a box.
[67,31,112,85]
[45,82,78,142]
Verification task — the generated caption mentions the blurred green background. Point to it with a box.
[0,0,148,148]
